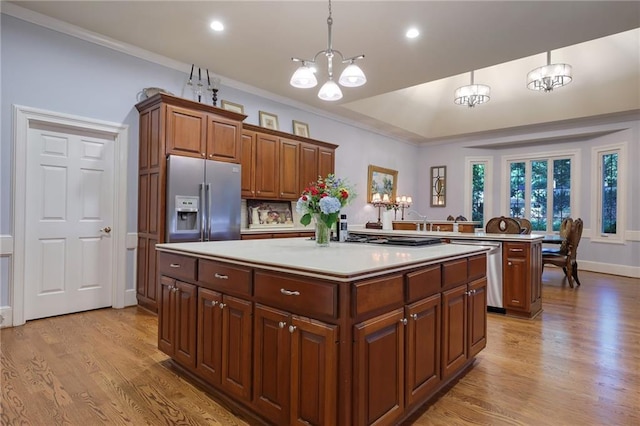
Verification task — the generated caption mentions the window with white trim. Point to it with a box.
[465,157,492,227]
[506,153,575,233]
[592,143,626,243]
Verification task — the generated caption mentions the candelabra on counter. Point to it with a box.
[395,195,412,220]
[365,192,391,229]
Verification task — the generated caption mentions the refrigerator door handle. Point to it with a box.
[205,183,211,241]
[199,183,206,241]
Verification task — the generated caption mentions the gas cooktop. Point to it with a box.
[344,235,443,247]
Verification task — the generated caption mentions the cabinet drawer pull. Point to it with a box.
[509,248,524,252]
[169,263,181,268]
[278,321,287,329]
[400,318,408,325]
[410,313,418,320]
[288,325,297,333]
[280,288,300,296]
[214,273,229,280]
[219,303,226,309]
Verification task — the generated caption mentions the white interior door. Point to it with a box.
[24,122,115,320]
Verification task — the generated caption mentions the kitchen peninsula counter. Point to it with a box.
[155,238,489,425]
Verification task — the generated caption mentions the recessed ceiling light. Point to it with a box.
[210,20,224,32]
[406,28,420,39]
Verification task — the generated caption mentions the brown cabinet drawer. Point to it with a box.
[468,254,487,281]
[254,271,337,319]
[353,274,404,317]
[158,252,197,282]
[442,258,468,289]
[198,259,252,297]
[406,265,441,303]
[505,243,528,258]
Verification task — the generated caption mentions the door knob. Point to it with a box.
[100,226,112,234]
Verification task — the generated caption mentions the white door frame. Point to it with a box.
[13,105,129,326]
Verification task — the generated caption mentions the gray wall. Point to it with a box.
[1,13,638,313]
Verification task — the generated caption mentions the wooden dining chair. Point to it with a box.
[485,216,521,234]
[515,218,532,234]
[542,218,583,287]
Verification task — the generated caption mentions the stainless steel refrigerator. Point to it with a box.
[166,155,241,242]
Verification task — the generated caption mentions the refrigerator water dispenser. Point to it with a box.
[174,195,199,232]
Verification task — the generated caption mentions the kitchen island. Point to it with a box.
[155,238,489,426]
[349,227,544,319]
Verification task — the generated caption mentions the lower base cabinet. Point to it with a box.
[158,276,197,369]
[253,304,338,426]
[197,288,252,402]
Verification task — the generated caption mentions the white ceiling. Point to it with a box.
[7,1,640,143]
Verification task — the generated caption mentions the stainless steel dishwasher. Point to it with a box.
[450,240,503,310]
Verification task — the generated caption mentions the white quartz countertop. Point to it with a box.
[156,237,489,282]
[349,226,545,242]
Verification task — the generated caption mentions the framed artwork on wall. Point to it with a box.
[430,165,446,207]
[259,110,279,130]
[367,165,398,203]
[292,120,310,137]
[220,100,244,114]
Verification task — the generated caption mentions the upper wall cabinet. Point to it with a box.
[140,94,246,164]
[242,124,337,201]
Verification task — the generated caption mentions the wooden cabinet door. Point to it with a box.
[253,304,291,425]
[240,131,256,197]
[254,133,280,198]
[165,105,206,158]
[158,276,176,357]
[318,146,335,178]
[290,316,338,426]
[279,138,300,200]
[174,280,197,369]
[299,143,319,193]
[353,308,405,426]
[220,295,253,402]
[206,115,241,163]
[406,294,441,407]
[504,256,528,311]
[197,288,223,384]
[441,284,467,379]
[468,278,487,359]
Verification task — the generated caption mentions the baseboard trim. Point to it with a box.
[579,260,640,279]
[124,289,138,307]
[0,307,13,328]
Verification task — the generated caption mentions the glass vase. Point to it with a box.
[314,214,331,247]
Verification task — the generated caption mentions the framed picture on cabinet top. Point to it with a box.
[430,165,446,207]
[367,165,398,203]
[292,120,310,137]
[259,110,279,130]
[220,100,244,114]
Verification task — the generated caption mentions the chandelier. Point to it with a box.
[289,0,366,101]
[527,51,572,92]
[454,71,491,108]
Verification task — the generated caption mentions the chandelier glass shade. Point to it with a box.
[527,51,572,92]
[290,0,366,101]
[454,71,490,108]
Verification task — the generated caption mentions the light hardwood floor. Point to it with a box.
[1,268,638,425]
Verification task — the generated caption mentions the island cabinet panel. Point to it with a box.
[254,271,338,320]
[468,278,488,359]
[254,304,338,426]
[158,276,197,370]
[352,274,404,319]
[406,265,441,302]
[405,294,442,407]
[198,259,252,297]
[197,289,253,401]
[353,308,405,426]
[503,241,542,318]
[441,284,467,379]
